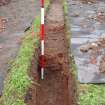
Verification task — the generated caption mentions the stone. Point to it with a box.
[71,12,80,17]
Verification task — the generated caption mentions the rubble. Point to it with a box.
[95,12,105,23]
[71,11,80,17]
[80,43,98,53]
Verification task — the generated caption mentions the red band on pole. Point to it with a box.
[41,0,44,7]
[40,55,45,68]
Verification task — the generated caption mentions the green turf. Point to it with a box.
[78,84,105,105]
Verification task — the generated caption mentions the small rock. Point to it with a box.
[88,2,92,4]
[91,43,98,47]
[80,46,88,53]
[71,12,80,17]
[80,42,98,53]
[89,56,97,64]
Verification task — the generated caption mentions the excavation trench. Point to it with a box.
[26,0,76,105]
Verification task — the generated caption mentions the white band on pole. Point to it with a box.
[41,40,44,55]
[41,8,44,24]
[41,67,44,80]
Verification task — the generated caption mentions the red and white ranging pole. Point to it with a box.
[40,0,45,79]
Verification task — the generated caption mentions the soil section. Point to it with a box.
[26,0,76,105]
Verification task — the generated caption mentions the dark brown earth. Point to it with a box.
[80,37,105,73]
[26,0,76,105]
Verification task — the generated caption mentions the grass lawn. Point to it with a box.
[78,83,105,105]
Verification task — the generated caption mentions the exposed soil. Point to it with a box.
[80,36,105,73]
[26,0,76,105]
